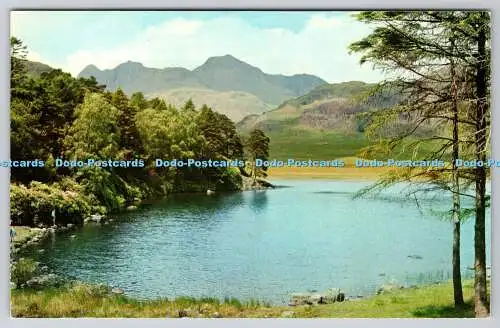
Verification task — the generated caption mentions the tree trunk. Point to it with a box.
[452,219,463,306]
[253,161,257,184]
[450,55,464,306]
[473,14,489,317]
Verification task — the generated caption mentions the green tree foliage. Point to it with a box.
[187,104,245,190]
[61,93,131,211]
[10,37,257,226]
[110,88,143,157]
[135,107,200,160]
[196,105,244,160]
[130,91,148,111]
[245,129,270,181]
[10,39,107,184]
[65,93,121,159]
[10,37,27,91]
[350,11,490,316]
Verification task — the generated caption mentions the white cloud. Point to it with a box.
[52,14,385,83]
[26,50,42,62]
[147,18,204,36]
[305,15,344,30]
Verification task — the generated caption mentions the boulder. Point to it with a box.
[111,287,125,295]
[126,205,137,211]
[289,289,345,306]
[310,294,323,305]
[281,311,295,318]
[199,303,211,314]
[25,274,64,289]
[206,189,215,196]
[85,214,104,224]
[290,293,314,306]
[377,284,404,295]
[323,288,345,303]
[67,223,74,229]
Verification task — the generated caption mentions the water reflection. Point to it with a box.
[248,190,268,213]
[20,180,491,304]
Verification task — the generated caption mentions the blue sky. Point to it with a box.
[10,11,385,82]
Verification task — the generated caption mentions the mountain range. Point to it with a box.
[23,57,433,160]
[78,55,327,121]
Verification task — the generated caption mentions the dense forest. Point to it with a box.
[9,37,269,228]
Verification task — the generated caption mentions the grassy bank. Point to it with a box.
[267,157,396,180]
[10,226,53,253]
[11,226,42,245]
[11,280,476,318]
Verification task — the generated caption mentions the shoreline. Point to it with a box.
[9,172,490,318]
[266,166,393,181]
[11,279,479,318]
[10,224,480,313]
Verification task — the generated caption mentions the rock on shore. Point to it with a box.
[25,274,65,290]
[84,214,105,224]
[289,288,345,306]
[377,284,405,295]
[241,176,275,191]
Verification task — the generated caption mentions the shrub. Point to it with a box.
[78,167,133,211]
[215,167,243,191]
[11,258,38,287]
[10,180,94,226]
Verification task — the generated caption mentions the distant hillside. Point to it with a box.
[149,88,273,122]
[280,81,376,108]
[79,62,206,95]
[191,55,325,105]
[78,55,326,121]
[237,81,381,133]
[22,59,53,77]
[236,81,441,160]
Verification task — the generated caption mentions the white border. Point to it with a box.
[1,1,497,327]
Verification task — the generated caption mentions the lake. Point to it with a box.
[26,179,491,305]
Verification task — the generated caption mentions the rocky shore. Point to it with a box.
[241,176,275,191]
[10,213,114,254]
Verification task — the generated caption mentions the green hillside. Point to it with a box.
[22,59,53,77]
[149,87,274,122]
[281,80,376,108]
[237,81,375,132]
[237,81,438,160]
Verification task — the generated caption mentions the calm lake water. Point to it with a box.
[27,179,491,305]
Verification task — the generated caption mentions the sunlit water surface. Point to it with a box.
[25,180,491,304]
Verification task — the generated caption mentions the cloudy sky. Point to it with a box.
[10,11,385,83]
